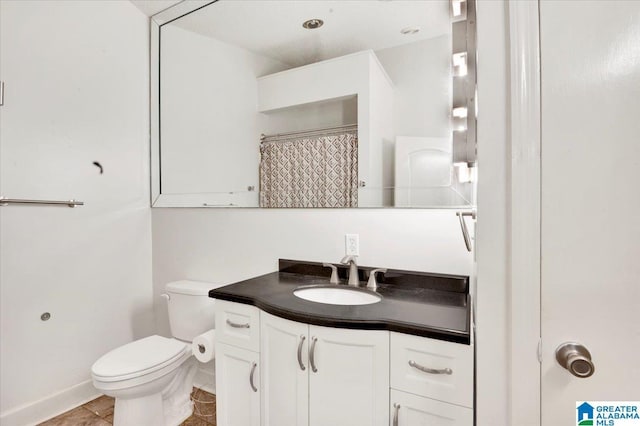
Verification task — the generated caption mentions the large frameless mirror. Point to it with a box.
[151,0,476,208]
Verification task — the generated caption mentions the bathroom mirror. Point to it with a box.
[151,0,476,208]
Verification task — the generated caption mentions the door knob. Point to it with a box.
[555,342,595,378]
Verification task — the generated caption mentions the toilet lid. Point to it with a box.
[92,335,188,381]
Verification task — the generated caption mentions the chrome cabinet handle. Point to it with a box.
[556,342,595,378]
[249,362,258,392]
[309,336,318,373]
[226,319,250,329]
[392,403,400,426]
[408,360,453,375]
[297,335,306,371]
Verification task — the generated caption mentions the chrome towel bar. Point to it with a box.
[260,123,358,142]
[456,210,476,252]
[0,197,84,208]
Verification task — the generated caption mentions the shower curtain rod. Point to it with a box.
[260,123,357,142]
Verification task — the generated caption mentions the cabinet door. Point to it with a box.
[390,389,473,426]
[260,312,309,426]
[308,326,389,426]
[215,343,260,426]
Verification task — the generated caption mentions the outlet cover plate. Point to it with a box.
[345,234,359,256]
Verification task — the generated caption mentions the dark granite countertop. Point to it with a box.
[209,260,471,344]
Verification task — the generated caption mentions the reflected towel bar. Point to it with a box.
[0,197,84,208]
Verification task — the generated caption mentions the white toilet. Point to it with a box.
[91,280,223,426]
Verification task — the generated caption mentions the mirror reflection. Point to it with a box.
[154,0,476,208]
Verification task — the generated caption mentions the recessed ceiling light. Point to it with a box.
[400,26,421,35]
[452,52,468,77]
[451,0,466,18]
[302,19,324,30]
[452,107,468,118]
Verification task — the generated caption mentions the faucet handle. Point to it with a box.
[323,263,340,284]
[340,255,357,264]
[367,268,387,290]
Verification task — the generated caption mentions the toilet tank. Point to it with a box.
[165,280,226,342]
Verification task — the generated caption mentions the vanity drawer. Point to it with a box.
[390,389,473,426]
[390,332,473,408]
[215,300,260,352]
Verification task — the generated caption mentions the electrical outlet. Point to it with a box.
[345,234,359,256]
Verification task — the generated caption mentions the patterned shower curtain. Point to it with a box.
[259,131,358,208]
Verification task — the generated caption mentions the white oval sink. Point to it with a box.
[293,286,381,306]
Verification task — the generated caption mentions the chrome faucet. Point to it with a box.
[340,255,360,286]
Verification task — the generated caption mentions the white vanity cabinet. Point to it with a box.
[215,301,473,426]
[260,311,389,426]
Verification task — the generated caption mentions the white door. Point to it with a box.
[215,343,260,426]
[260,312,309,426]
[308,326,389,426]
[540,1,640,424]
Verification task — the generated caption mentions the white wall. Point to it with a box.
[366,56,395,207]
[261,96,358,135]
[475,1,510,425]
[152,208,473,336]
[376,36,452,139]
[0,1,153,424]
[376,36,463,206]
[161,25,288,196]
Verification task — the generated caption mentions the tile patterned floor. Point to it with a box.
[38,388,216,426]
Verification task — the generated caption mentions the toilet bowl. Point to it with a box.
[91,280,224,426]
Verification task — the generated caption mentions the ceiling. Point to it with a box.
[165,1,451,67]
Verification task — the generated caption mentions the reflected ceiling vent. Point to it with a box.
[400,26,421,35]
[302,19,324,29]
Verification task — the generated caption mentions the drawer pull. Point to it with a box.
[310,336,318,373]
[226,319,250,329]
[392,403,401,426]
[249,362,258,392]
[408,360,453,375]
[297,335,306,371]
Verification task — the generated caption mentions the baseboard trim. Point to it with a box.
[0,380,100,426]
[193,367,216,395]
[2,369,216,425]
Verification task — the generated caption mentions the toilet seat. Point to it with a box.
[92,335,189,384]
